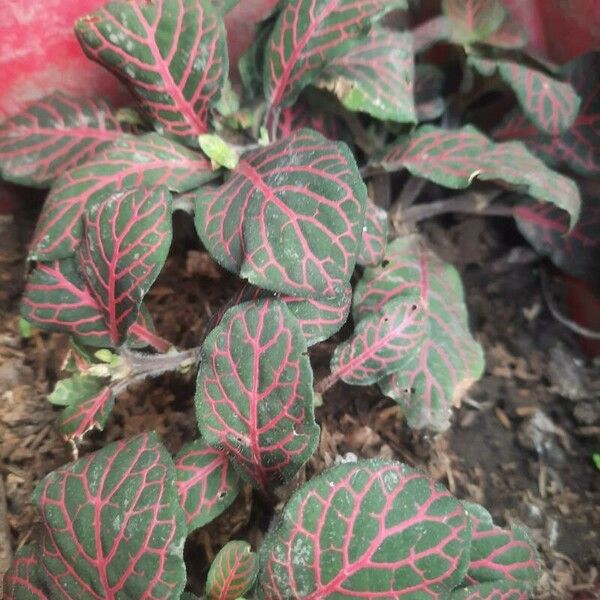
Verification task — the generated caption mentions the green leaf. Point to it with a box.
[469,57,581,134]
[319,29,416,123]
[377,125,581,227]
[462,502,540,590]
[30,133,215,261]
[449,580,531,599]
[174,439,240,533]
[78,186,172,346]
[33,433,186,599]
[442,0,505,46]
[75,0,228,146]
[198,134,239,169]
[0,92,123,188]
[258,459,472,599]
[59,386,115,441]
[206,541,258,600]
[494,51,600,176]
[195,129,367,298]
[48,374,106,406]
[329,298,426,386]
[18,317,34,339]
[20,257,157,348]
[354,235,484,431]
[2,544,46,600]
[357,197,388,267]
[195,299,319,490]
[263,0,407,111]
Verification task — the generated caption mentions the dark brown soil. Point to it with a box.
[1,202,599,599]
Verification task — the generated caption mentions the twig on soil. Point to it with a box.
[540,268,600,340]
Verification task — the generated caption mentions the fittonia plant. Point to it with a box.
[3,0,596,596]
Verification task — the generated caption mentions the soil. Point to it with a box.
[1,202,599,599]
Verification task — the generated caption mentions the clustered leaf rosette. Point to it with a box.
[3,438,540,599]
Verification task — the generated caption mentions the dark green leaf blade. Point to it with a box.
[60,386,115,441]
[78,186,172,346]
[263,0,407,112]
[357,197,388,267]
[469,57,581,134]
[377,125,581,226]
[0,92,123,187]
[75,0,228,146]
[329,298,426,386]
[206,541,258,600]
[319,28,416,123]
[20,257,156,348]
[514,197,599,281]
[462,502,539,590]
[175,439,240,533]
[494,51,600,176]
[354,235,484,431]
[195,129,367,298]
[34,433,186,599]
[195,299,319,490]
[30,133,215,261]
[258,459,471,599]
[3,545,47,600]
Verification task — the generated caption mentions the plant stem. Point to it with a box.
[412,15,451,53]
[113,347,202,395]
[395,176,427,211]
[397,191,513,225]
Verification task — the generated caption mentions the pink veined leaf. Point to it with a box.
[75,0,228,146]
[449,581,530,599]
[461,502,540,591]
[30,132,215,261]
[33,433,187,600]
[442,0,506,45]
[195,299,319,490]
[323,299,426,390]
[195,128,367,298]
[377,125,581,227]
[263,0,407,115]
[78,186,172,346]
[412,14,451,53]
[481,16,527,49]
[514,196,599,281]
[0,92,123,187]
[3,545,47,600]
[318,28,416,123]
[276,98,341,141]
[357,196,388,267]
[258,459,472,599]
[205,541,258,600]
[174,439,240,533]
[59,386,115,442]
[20,257,157,348]
[208,281,352,347]
[494,51,600,176]
[469,56,581,134]
[354,235,484,431]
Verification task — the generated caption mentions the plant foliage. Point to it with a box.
[5,0,595,595]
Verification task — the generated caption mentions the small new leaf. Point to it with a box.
[199,134,239,169]
[206,541,258,600]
